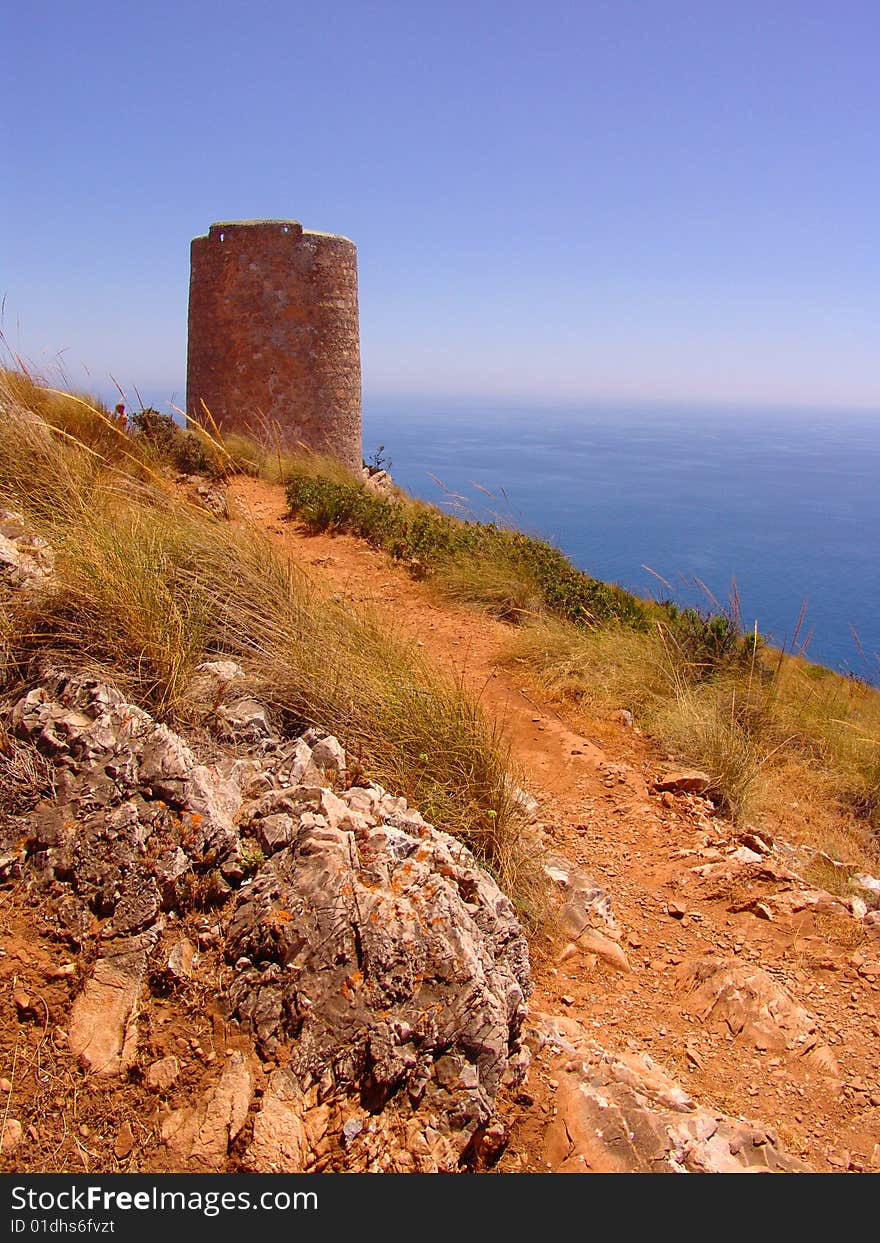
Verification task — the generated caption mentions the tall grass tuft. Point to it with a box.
[652,683,775,821]
[15,492,211,716]
[432,547,545,621]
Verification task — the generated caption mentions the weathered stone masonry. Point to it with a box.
[186,220,362,471]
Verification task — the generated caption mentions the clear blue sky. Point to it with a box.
[4,0,879,411]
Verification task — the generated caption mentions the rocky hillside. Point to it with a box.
[2,481,878,1174]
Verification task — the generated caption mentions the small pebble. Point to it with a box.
[0,1119,23,1154]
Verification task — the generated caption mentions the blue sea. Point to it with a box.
[363,397,880,682]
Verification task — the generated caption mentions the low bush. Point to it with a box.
[286,471,650,628]
[129,408,214,476]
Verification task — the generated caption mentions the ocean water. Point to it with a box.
[363,397,880,681]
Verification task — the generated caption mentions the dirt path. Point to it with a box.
[228,475,880,1173]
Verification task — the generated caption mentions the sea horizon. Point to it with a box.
[363,396,880,684]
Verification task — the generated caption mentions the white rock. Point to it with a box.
[0,1118,23,1154]
[196,660,246,684]
[309,735,347,775]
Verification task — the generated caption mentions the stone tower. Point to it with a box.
[186,219,362,471]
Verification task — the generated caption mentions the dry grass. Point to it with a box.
[800,852,855,899]
[4,364,877,889]
[0,370,170,485]
[225,435,361,489]
[505,618,780,822]
[14,492,212,717]
[432,548,546,622]
[807,910,868,951]
[768,658,880,820]
[181,518,537,901]
[3,371,118,457]
[504,613,880,845]
[752,751,880,888]
[503,617,673,715]
[0,725,55,814]
[651,683,776,821]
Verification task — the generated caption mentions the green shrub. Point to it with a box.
[130,408,213,476]
[659,603,762,677]
[286,472,650,629]
[285,470,770,680]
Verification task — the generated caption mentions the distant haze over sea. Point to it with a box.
[364,397,880,683]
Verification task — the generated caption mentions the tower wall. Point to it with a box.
[186,219,362,471]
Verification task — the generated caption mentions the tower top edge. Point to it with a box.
[195,220,355,245]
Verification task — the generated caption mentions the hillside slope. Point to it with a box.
[227,475,880,1172]
[1,378,878,1174]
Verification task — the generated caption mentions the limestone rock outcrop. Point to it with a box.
[537,1014,808,1173]
[5,669,531,1170]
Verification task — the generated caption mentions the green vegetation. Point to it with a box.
[286,469,649,627]
[282,466,767,679]
[129,407,214,476]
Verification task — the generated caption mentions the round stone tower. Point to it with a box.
[186,219,362,471]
